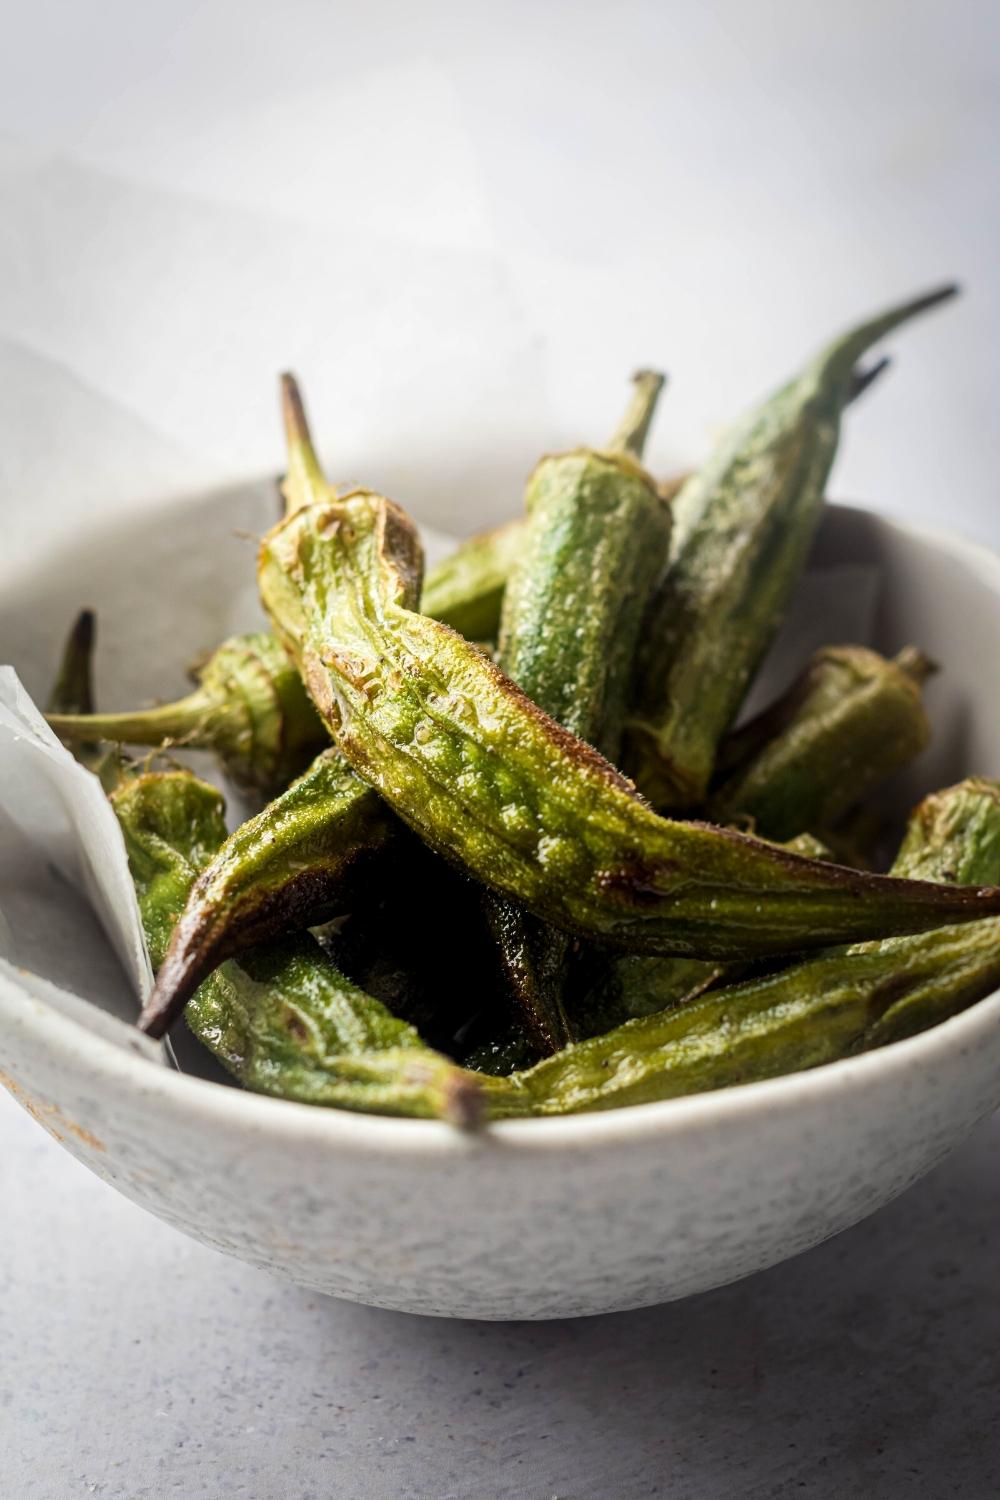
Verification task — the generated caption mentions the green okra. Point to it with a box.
[491,780,1000,1115]
[625,284,959,809]
[49,502,522,803]
[863,777,1000,1046]
[420,520,525,642]
[112,770,480,1121]
[566,950,723,1044]
[255,374,1000,966]
[283,367,520,643]
[710,644,936,841]
[567,831,833,1042]
[47,613,478,1119]
[419,474,686,646]
[891,777,1000,886]
[488,918,1000,1116]
[49,630,329,799]
[136,747,396,1038]
[487,369,669,1052]
[498,370,669,761]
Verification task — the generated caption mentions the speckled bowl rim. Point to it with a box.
[4,505,1000,1160]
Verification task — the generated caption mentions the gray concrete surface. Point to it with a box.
[3,1087,997,1499]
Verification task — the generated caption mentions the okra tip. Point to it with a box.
[48,608,97,716]
[847,355,891,405]
[818,281,961,394]
[279,371,308,440]
[137,914,218,1039]
[68,607,96,655]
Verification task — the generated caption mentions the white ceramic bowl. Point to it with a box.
[3,502,1000,1320]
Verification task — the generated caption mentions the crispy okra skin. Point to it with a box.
[488,370,668,1051]
[625,284,959,809]
[498,371,669,762]
[112,770,480,1121]
[419,476,686,645]
[491,779,1000,1115]
[137,748,396,1038]
[568,832,832,1041]
[49,630,329,799]
[710,644,935,841]
[257,374,1000,966]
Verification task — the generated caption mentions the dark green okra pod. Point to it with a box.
[487,370,668,1052]
[112,771,480,1120]
[254,375,1000,964]
[710,644,935,840]
[625,284,958,809]
[137,748,395,1037]
[492,780,1000,1115]
[48,630,329,799]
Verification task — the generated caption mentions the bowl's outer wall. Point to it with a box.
[5,976,1000,1320]
[3,504,1000,1319]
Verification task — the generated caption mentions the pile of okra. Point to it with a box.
[48,283,1000,1123]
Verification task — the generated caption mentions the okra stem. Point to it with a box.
[49,689,219,749]
[280,371,333,514]
[608,369,667,460]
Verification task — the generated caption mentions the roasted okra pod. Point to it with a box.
[488,369,668,1051]
[137,748,395,1038]
[113,770,480,1121]
[710,644,935,840]
[48,630,328,798]
[625,284,958,808]
[490,779,1000,1115]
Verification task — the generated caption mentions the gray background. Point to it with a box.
[3,1,999,1495]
